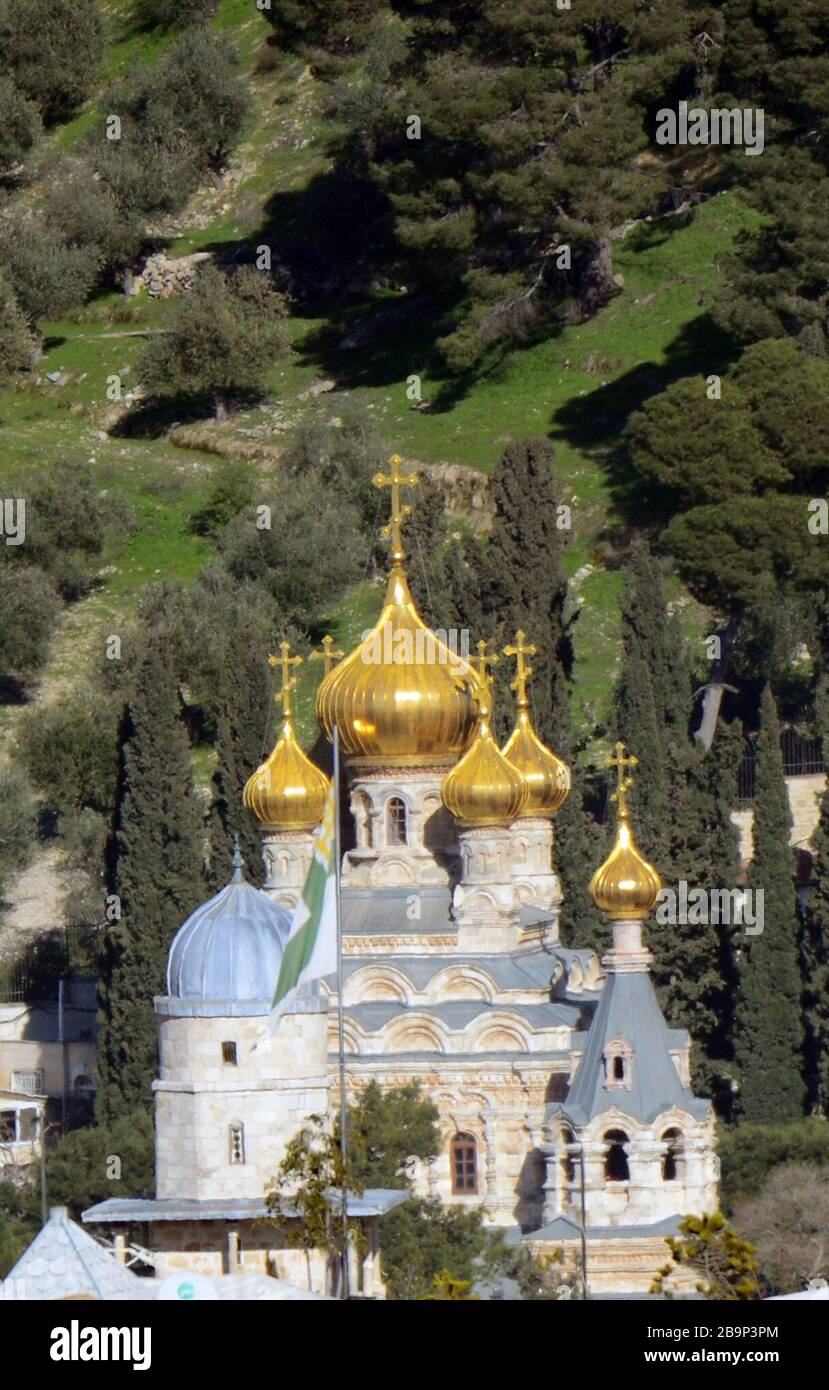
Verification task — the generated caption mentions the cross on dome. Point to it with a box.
[503,629,537,708]
[269,641,302,720]
[310,634,345,677]
[372,453,419,564]
[606,740,639,819]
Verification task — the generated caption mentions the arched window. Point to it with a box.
[661,1128,683,1182]
[387,797,408,846]
[229,1123,245,1165]
[560,1128,576,1183]
[603,1037,633,1091]
[603,1129,630,1182]
[451,1132,478,1194]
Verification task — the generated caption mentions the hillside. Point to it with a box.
[0,0,760,763]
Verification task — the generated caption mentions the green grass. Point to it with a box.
[0,0,761,752]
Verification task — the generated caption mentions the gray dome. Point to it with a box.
[166,850,291,1002]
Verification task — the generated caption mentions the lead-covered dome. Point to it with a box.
[166,848,291,1002]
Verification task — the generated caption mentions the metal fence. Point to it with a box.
[737,730,825,806]
[0,926,100,1004]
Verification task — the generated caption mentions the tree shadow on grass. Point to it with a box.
[550,310,740,526]
[111,389,265,439]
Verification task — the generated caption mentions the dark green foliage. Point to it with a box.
[0,765,37,899]
[44,1110,155,1215]
[0,75,41,177]
[0,0,105,122]
[298,0,717,365]
[217,472,365,629]
[42,157,144,279]
[626,340,829,614]
[0,565,60,682]
[0,1180,39,1278]
[0,275,34,386]
[90,28,249,219]
[473,438,573,749]
[0,1111,156,1277]
[347,1080,441,1189]
[380,1196,493,1300]
[185,568,281,887]
[1,461,119,600]
[717,1116,829,1212]
[801,772,829,1111]
[714,0,829,354]
[137,0,219,26]
[97,636,206,1122]
[139,266,290,417]
[0,212,99,328]
[189,460,256,538]
[733,686,806,1122]
[16,690,119,815]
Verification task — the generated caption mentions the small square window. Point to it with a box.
[222,1041,237,1065]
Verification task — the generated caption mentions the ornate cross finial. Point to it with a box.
[606,740,638,818]
[474,637,499,687]
[269,640,303,719]
[310,634,345,678]
[503,629,538,708]
[372,453,419,565]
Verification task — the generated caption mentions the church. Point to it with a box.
[85,457,718,1296]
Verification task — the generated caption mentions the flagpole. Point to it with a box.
[333,724,350,1301]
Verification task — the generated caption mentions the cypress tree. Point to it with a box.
[801,764,829,1112]
[474,437,573,752]
[97,640,205,1123]
[658,723,742,1111]
[733,685,806,1123]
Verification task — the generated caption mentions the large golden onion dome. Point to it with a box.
[501,630,570,817]
[441,641,529,827]
[589,742,661,920]
[244,643,329,829]
[315,456,479,762]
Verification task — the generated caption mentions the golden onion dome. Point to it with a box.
[244,643,329,830]
[501,630,570,817]
[441,641,529,827]
[588,742,661,919]
[315,456,479,762]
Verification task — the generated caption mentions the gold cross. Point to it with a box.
[310,634,345,677]
[372,453,419,564]
[268,640,303,719]
[606,740,638,818]
[503,629,537,708]
[471,638,499,717]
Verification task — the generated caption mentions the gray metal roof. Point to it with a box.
[5,1206,152,1300]
[341,885,559,938]
[82,1190,409,1225]
[552,969,710,1126]
[341,945,570,993]
[525,1213,686,1243]
[346,999,581,1032]
[166,861,291,1004]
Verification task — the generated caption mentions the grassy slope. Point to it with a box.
[0,0,759,755]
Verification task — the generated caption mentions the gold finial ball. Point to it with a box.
[588,816,662,920]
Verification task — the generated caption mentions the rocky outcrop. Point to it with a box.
[130,251,213,299]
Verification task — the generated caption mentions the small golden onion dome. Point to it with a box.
[244,641,329,829]
[441,641,529,827]
[588,814,662,919]
[588,742,661,919]
[243,715,329,829]
[315,562,479,761]
[502,710,570,817]
[501,630,570,817]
